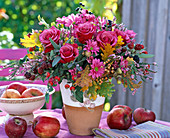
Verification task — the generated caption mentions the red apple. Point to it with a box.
[107,106,132,130]
[62,106,66,119]
[21,88,44,98]
[5,116,27,138]
[32,115,60,137]
[133,107,156,124]
[7,82,27,95]
[113,105,132,118]
[1,89,21,98]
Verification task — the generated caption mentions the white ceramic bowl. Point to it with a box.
[0,84,55,124]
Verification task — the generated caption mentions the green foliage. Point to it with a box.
[88,81,115,98]
[72,86,83,103]
[97,81,115,97]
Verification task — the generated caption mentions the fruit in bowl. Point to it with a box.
[5,116,27,138]
[0,84,55,125]
[107,105,132,130]
[32,115,60,137]
[21,88,44,98]
[0,82,44,99]
[133,107,156,124]
[1,89,21,98]
[7,82,27,95]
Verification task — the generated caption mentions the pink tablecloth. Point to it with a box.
[0,109,170,138]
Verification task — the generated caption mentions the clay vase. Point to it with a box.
[60,79,105,136]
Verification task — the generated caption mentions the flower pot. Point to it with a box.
[60,79,105,136]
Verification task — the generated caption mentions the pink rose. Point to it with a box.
[76,22,96,44]
[39,26,60,53]
[125,30,136,38]
[96,31,118,48]
[59,43,79,63]
[115,29,136,45]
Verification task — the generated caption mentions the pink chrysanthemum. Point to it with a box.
[89,58,105,79]
[84,40,99,56]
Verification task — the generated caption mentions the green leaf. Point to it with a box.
[47,84,54,92]
[52,56,61,67]
[50,50,54,58]
[67,63,73,68]
[49,38,59,49]
[45,92,49,103]
[73,86,83,103]
[76,65,82,71]
[138,54,154,58]
[19,55,28,65]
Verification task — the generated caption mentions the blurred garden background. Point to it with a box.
[0,0,122,110]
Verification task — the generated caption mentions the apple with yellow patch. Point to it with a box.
[1,89,21,98]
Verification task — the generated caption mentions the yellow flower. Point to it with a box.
[27,53,35,59]
[71,36,74,43]
[20,32,42,48]
[51,22,55,26]
[63,37,69,45]
[32,32,42,47]
[126,57,134,65]
[101,43,115,61]
[116,35,124,46]
[20,35,36,48]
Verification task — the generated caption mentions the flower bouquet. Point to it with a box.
[5,3,157,135]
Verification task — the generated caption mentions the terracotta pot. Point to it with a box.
[60,79,105,136]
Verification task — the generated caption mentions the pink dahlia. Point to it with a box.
[89,58,105,79]
[84,40,99,55]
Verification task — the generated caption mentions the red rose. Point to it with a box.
[96,31,117,48]
[39,26,60,53]
[59,43,79,63]
[76,22,96,44]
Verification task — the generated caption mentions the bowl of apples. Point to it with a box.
[0,82,55,125]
